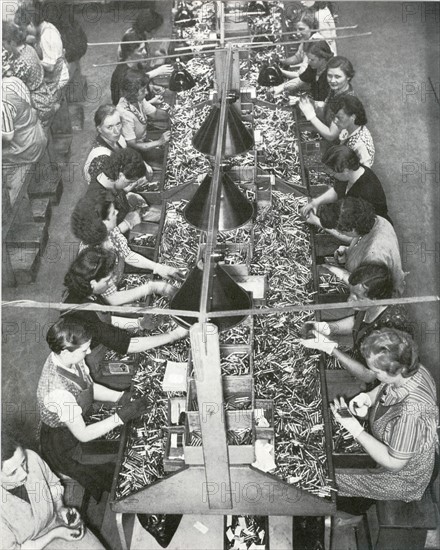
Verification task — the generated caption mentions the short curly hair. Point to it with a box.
[323,145,361,172]
[337,197,376,235]
[334,95,367,126]
[360,327,419,378]
[327,56,355,81]
[64,247,116,298]
[120,68,150,103]
[319,202,341,230]
[46,318,91,354]
[71,192,113,246]
[2,21,27,46]
[101,148,146,181]
[348,262,393,299]
[308,40,334,61]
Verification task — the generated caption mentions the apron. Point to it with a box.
[40,366,115,500]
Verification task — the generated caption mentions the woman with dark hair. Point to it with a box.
[71,194,183,305]
[2,20,60,125]
[324,197,406,295]
[300,263,413,383]
[37,319,150,502]
[63,247,187,359]
[111,29,172,106]
[333,95,375,167]
[332,328,438,513]
[299,56,355,142]
[301,145,390,224]
[116,69,170,168]
[276,40,333,100]
[1,428,105,549]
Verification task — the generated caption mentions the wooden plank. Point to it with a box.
[190,323,232,509]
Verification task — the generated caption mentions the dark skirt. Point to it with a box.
[40,423,116,501]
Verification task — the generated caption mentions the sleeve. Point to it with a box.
[101,280,118,298]
[29,450,64,505]
[299,65,314,84]
[141,99,157,117]
[111,228,131,258]
[351,140,373,168]
[118,108,137,142]
[71,310,132,355]
[387,414,425,459]
[2,101,16,135]
[87,155,108,183]
[43,389,83,424]
[332,180,346,200]
[0,520,19,549]
[39,25,63,66]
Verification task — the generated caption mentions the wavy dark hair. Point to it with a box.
[120,68,150,104]
[132,10,163,34]
[323,145,360,172]
[71,192,113,246]
[2,20,27,46]
[361,327,419,378]
[348,262,394,299]
[334,95,367,126]
[46,318,91,354]
[319,202,341,230]
[326,56,355,81]
[64,247,116,298]
[337,197,376,235]
[1,429,22,463]
[308,40,334,61]
[101,148,146,181]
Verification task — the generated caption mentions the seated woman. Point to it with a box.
[111,29,172,107]
[37,319,150,502]
[275,40,333,100]
[2,21,60,126]
[333,95,375,167]
[1,429,105,549]
[320,197,406,295]
[298,56,355,144]
[116,69,170,169]
[300,263,413,383]
[301,145,390,224]
[87,148,160,227]
[301,1,337,55]
[71,195,183,305]
[332,328,438,514]
[63,247,188,363]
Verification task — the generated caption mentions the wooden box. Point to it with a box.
[255,398,275,442]
[129,221,159,260]
[186,375,254,413]
[163,426,185,473]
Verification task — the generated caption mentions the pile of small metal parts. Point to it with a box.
[86,404,121,441]
[221,352,251,376]
[225,515,268,550]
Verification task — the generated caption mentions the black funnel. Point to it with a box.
[169,64,196,92]
[184,173,254,231]
[170,261,251,331]
[258,64,284,86]
[192,104,254,157]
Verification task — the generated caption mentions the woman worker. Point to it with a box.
[332,328,438,516]
[319,197,406,296]
[298,56,355,144]
[300,263,413,384]
[116,69,170,169]
[63,247,187,360]
[37,319,151,502]
[301,145,390,224]
[71,194,183,306]
[1,429,105,549]
[275,40,333,100]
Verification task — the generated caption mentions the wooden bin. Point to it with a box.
[186,375,254,413]
[198,242,252,276]
[163,426,185,473]
[255,398,275,442]
[129,221,159,260]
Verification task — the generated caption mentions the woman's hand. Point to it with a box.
[301,321,331,339]
[148,64,173,79]
[299,329,338,355]
[299,97,316,121]
[304,211,321,227]
[273,84,285,97]
[349,393,372,418]
[322,263,347,280]
[53,524,85,542]
[58,507,82,528]
[334,246,347,265]
[301,200,316,219]
[149,281,178,299]
[124,210,142,230]
[331,397,365,439]
[171,326,189,341]
[154,263,186,281]
[158,131,171,146]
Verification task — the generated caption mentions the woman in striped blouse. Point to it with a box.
[332,328,438,512]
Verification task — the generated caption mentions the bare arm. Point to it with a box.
[356,430,410,472]
[327,315,355,336]
[103,284,151,306]
[331,348,376,383]
[66,412,123,443]
[127,327,187,353]
[93,383,123,403]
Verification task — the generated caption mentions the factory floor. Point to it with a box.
[1,1,439,549]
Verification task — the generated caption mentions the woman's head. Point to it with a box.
[101,148,146,188]
[337,197,376,236]
[132,10,163,35]
[71,193,116,245]
[119,29,147,61]
[64,247,116,297]
[307,40,333,70]
[361,328,419,381]
[94,105,122,143]
[2,20,27,48]
[1,430,27,489]
[46,318,91,364]
[319,202,340,230]
[294,10,317,39]
[326,56,355,93]
[334,95,367,128]
[120,68,150,104]
[323,144,361,174]
[348,263,394,305]
[14,3,42,33]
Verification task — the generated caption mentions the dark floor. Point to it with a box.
[2,2,439,549]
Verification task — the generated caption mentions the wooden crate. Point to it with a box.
[163,426,185,473]
[186,375,254,413]
[129,221,159,260]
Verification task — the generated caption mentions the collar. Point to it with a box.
[380,369,422,406]
[348,125,362,139]
[51,352,80,375]
[97,172,117,191]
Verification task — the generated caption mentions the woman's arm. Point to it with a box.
[103,284,152,306]
[66,411,123,443]
[331,349,376,383]
[327,315,355,336]
[356,431,410,472]
[126,132,170,152]
[308,117,340,141]
[127,327,187,353]
[124,250,157,271]
[93,384,124,403]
